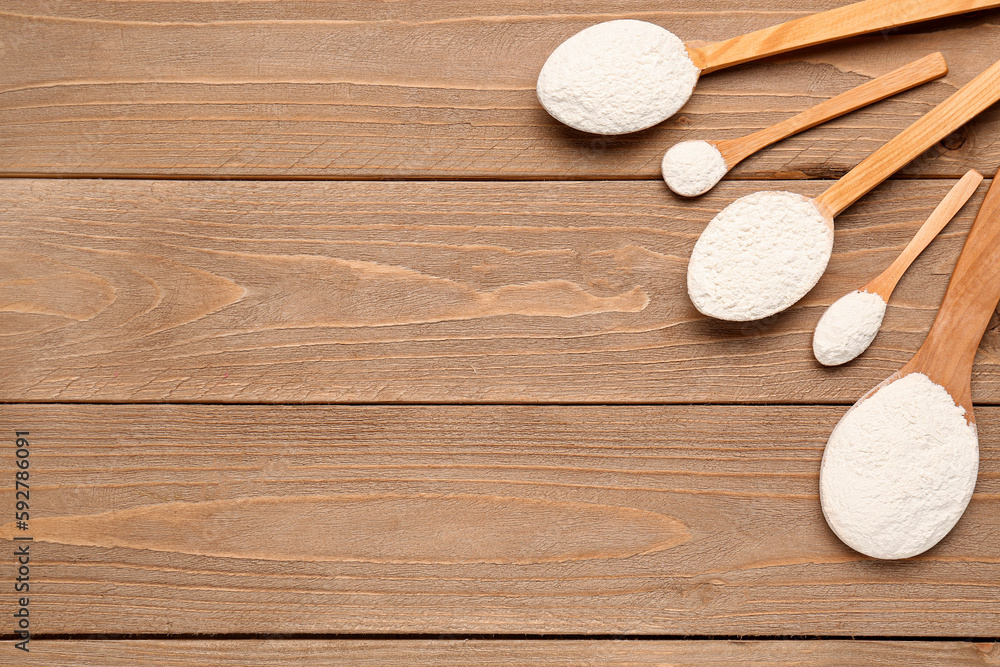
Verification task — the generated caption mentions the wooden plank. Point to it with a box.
[2,0,999,179]
[4,177,1000,403]
[1,404,998,635]
[19,639,1000,666]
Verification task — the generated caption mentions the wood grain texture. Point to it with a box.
[5,2,1000,655]
[2,0,1000,179]
[5,177,1000,403]
[19,639,1000,666]
[1,404,998,635]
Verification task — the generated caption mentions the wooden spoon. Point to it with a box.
[863,168,984,302]
[819,173,1000,560]
[812,169,983,366]
[687,58,1000,322]
[662,53,948,197]
[537,0,1000,134]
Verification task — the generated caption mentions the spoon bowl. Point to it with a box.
[820,172,1000,559]
[820,370,979,559]
[687,190,834,322]
[538,0,1000,134]
[537,20,699,135]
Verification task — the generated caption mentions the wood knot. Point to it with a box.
[939,126,968,151]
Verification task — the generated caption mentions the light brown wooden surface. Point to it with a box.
[4,177,998,403]
[4,0,1000,661]
[3,1,1000,179]
[1,404,998,635]
[18,639,1000,666]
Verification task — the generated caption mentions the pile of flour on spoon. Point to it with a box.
[820,372,979,559]
[537,20,700,135]
[812,290,887,365]
[687,191,834,321]
[662,140,728,196]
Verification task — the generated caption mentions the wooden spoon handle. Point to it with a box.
[903,173,1000,416]
[814,58,1000,218]
[690,0,1000,73]
[864,169,983,300]
[715,52,948,166]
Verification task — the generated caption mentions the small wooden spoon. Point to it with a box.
[662,53,948,197]
[538,0,1000,134]
[687,58,1000,322]
[863,168,984,303]
[819,173,1000,559]
[812,169,984,366]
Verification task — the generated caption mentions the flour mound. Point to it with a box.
[662,140,728,196]
[813,290,887,366]
[820,372,979,559]
[537,20,700,135]
[686,191,834,321]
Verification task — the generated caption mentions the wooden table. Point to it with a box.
[3,1,999,664]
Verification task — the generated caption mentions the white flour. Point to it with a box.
[686,191,834,321]
[812,290,887,366]
[820,372,979,559]
[536,20,700,135]
[662,140,728,196]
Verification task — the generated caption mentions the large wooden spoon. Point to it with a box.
[537,0,1000,134]
[687,58,1000,322]
[812,169,983,366]
[662,53,948,197]
[819,173,1000,560]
